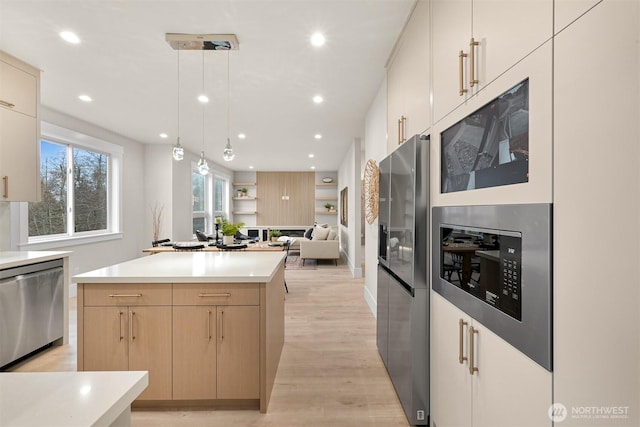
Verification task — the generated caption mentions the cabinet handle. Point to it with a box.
[119,311,124,341]
[0,99,15,108]
[469,38,479,88]
[219,309,224,342]
[401,115,406,143]
[130,310,136,342]
[397,118,402,145]
[2,176,8,199]
[459,50,468,96]
[109,293,142,298]
[207,309,212,340]
[198,293,231,298]
[469,326,479,375]
[458,318,468,364]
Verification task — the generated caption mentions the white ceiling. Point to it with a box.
[0,0,414,172]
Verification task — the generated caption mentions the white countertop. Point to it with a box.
[0,251,71,270]
[0,371,147,427]
[74,251,286,284]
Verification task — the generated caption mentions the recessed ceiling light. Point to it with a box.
[249,166,254,169]
[238,133,246,139]
[198,94,209,103]
[308,154,315,158]
[314,134,322,140]
[310,166,316,170]
[60,31,80,44]
[311,33,325,47]
[313,95,323,104]
[159,133,168,139]
[78,94,92,102]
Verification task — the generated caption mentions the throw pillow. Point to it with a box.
[312,226,331,240]
[327,230,337,240]
[304,228,313,239]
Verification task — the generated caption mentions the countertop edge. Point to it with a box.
[0,251,71,270]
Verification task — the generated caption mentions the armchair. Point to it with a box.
[300,237,340,265]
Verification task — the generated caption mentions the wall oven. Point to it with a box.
[432,204,552,371]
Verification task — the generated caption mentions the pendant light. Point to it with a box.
[198,50,209,175]
[172,49,184,161]
[223,50,235,162]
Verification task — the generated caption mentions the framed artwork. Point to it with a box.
[340,186,348,227]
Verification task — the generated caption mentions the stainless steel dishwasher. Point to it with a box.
[0,259,64,368]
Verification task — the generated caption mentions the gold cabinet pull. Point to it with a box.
[459,50,468,96]
[469,38,479,88]
[397,118,402,145]
[207,309,212,340]
[198,293,231,298]
[401,115,407,143]
[469,326,479,375]
[0,99,15,108]
[219,309,224,342]
[130,310,136,342]
[458,318,468,364]
[119,311,124,341]
[2,176,8,199]
[109,293,142,298]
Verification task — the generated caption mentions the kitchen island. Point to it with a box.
[73,251,286,413]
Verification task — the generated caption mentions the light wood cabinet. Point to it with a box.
[0,51,40,201]
[83,306,172,400]
[386,0,430,152]
[553,2,639,425]
[431,293,552,427]
[431,0,552,124]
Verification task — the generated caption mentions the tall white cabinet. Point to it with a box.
[553,1,639,425]
[0,51,40,201]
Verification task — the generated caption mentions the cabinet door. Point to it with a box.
[472,0,552,93]
[554,0,602,34]
[217,306,260,399]
[431,0,472,123]
[0,108,38,201]
[471,322,552,427]
[128,306,172,400]
[173,306,217,399]
[554,1,639,424]
[83,307,128,371]
[430,293,472,427]
[0,60,37,117]
[387,0,430,151]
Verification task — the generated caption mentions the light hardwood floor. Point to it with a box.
[10,261,409,427]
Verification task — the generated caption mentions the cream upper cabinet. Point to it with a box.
[553,2,639,425]
[430,293,552,427]
[554,0,602,34]
[387,0,430,152]
[0,51,40,202]
[432,0,552,124]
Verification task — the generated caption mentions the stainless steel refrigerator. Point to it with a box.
[377,134,429,426]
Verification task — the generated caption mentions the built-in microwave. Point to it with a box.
[432,204,552,371]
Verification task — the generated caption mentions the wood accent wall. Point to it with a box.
[256,172,315,226]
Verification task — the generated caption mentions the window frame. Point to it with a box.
[190,166,230,237]
[13,122,123,250]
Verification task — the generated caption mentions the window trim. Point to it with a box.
[14,121,123,249]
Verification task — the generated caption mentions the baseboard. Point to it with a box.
[364,285,376,317]
[340,249,362,278]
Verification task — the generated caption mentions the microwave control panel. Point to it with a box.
[498,234,522,320]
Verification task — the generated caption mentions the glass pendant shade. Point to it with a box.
[197,151,209,175]
[223,138,235,162]
[172,137,184,161]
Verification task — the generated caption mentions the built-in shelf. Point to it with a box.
[315,197,337,201]
[233,182,256,186]
[316,182,337,187]
[316,210,338,215]
[233,211,257,215]
[233,196,257,200]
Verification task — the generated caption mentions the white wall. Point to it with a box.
[363,78,389,315]
[337,138,362,278]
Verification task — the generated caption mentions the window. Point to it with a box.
[19,122,123,248]
[191,167,230,235]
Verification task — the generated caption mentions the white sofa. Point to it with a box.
[300,227,339,265]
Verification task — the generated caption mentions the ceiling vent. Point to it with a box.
[165,33,239,50]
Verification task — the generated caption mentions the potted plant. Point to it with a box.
[269,229,282,242]
[240,188,248,197]
[324,202,332,212]
[220,217,245,245]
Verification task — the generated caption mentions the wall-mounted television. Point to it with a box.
[441,78,529,193]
